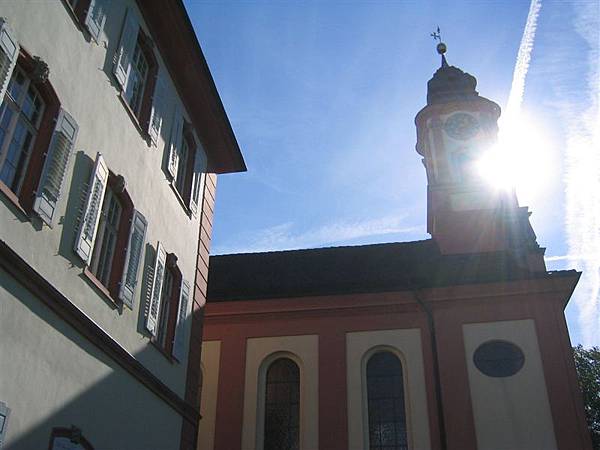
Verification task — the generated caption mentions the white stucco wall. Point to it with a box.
[0,268,182,449]
[242,335,319,450]
[346,328,431,450]
[0,1,202,397]
[0,1,214,447]
[463,319,557,450]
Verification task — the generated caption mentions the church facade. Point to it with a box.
[199,49,592,450]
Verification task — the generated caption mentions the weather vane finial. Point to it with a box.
[430,26,448,67]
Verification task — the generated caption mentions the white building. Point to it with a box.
[0,1,244,449]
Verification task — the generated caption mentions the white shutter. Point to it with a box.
[0,401,10,449]
[146,242,166,336]
[84,0,107,42]
[33,109,79,226]
[118,210,147,308]
[148,69,166,146]
[172,279,190,362]
[0,18,19,102]
[189,145,207,216]
[167,106,183,179]
[74,153,108,264]
[113,8,139,90]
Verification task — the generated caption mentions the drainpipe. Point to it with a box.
[412,285,448,450]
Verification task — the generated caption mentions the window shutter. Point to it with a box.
[74,153,109,264]
[146,242,166,336]
[84,0,107,42]
[0,401,9,448]
[0,18,19,102]
[189,146,207,217]
[167,106,183,179]
[172,279,190,362]
[118,210,147,309]
[148,69,166,146]
[33,109,79,226]
[113,8,139,90]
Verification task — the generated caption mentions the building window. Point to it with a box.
[0,67,45,194]
[175,129,193,197]
[155,254,181,354]
[263,358,300,450]
[146,245,191,361]
[113,9,158,137]
[89,186,123,287]
[124,41,149,118]
[366,351,408,450]
[473,340,525,378]
[74,154,148,308]
[49,427,94,450]
[167,116,207,214]
[62,0,106,42]
[0,43,76,224]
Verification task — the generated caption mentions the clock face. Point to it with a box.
[444,112,480,140]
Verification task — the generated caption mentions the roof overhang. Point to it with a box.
[137,0,246,174]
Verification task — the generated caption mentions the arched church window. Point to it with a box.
[366,351,408,450]
[264,357,300,450]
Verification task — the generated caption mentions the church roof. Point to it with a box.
[206,239,555,302]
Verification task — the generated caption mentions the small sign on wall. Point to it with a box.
[0,401,10,449]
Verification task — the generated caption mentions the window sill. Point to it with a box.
[82,266,119,310]
[0,181,30,219]
[168,182,192,218]
[150,339,179,365]
[117,91,151,146]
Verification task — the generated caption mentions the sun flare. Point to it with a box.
[476,112,554,204]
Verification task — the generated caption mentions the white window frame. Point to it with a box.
[0,66,45,195]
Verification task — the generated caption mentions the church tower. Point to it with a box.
[415,41,546,272]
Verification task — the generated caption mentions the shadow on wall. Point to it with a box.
[1,264,200,450]
[57,150,93,268]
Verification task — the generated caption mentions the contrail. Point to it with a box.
[564,2,600,346]
[502,0,542,126]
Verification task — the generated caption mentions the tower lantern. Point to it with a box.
[415,36,546,271]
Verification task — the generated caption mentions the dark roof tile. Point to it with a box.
[207,239,539,302]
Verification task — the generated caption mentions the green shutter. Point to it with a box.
[0,18,19,102]
[113,8,139,90]
[146,242,166,336]
[74,153,109,264]
[33,109,79,226]
[118,210,147,308]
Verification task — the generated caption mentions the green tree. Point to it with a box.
[573,345,600,449]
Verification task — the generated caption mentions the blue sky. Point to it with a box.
[185,1,600,347]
